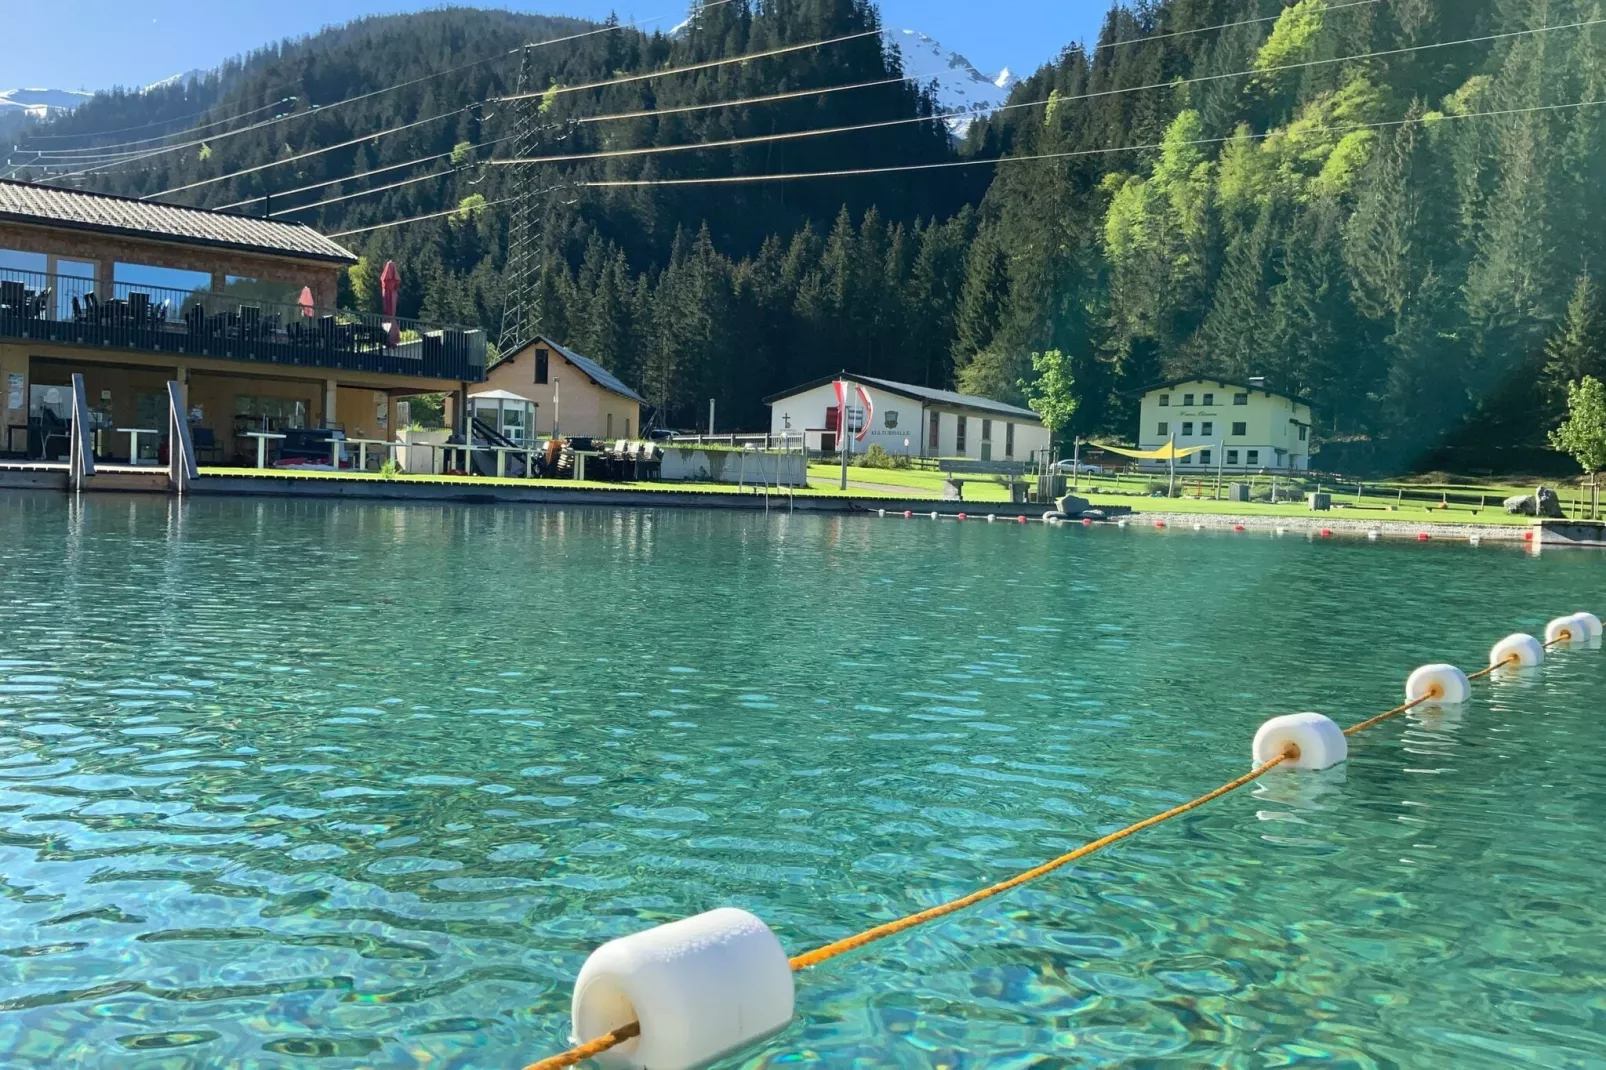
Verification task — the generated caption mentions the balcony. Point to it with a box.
[0,268,486,383]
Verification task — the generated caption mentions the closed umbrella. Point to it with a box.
[381,260,400,347]
[297,286,315,318]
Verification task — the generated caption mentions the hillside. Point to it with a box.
[8,0,1605,470]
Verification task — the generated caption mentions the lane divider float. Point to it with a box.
[524,612,1600,1070]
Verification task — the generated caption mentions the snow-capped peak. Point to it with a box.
[0,88,93,119]
[883,28,1017,135]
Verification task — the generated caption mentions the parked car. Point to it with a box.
[1053,460,1104,474]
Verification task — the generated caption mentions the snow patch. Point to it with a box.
[884,28,1017,135]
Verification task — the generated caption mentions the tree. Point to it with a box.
[1540,274,1606,417]
[1021,349,1078,443]
[1549,376,1606,480]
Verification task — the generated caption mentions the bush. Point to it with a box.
[1145,480,1172,496]
[379,459,401,480]
[856,445,911,470]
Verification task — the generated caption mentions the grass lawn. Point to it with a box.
[1080,492,1533,527]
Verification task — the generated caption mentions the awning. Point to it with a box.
[470,388,535,403]
[1094,441,1208,461]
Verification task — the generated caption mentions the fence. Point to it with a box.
[0,267,485,381]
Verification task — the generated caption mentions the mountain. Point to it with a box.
[0,88,92,119]
[883,28,1016,133]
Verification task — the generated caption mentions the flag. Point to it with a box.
[855,384,874,443]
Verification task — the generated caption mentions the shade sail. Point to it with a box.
[1093,441,1208,461]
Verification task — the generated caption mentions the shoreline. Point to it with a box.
[1123,510,1532,543]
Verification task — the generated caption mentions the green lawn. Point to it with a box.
[200,466,913,499]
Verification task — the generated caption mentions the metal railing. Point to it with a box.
[0,267,486,381]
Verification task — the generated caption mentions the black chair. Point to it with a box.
[191,427,222,464]
[0,280,24,309]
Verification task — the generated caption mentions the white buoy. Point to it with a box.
[1193,523,1204,531]
[1116,518,1129,528]
[877,509,885,517]
[987,514,996,523]
[1368,530,1382,541]
[1491,633,1544,668]
[1406,663,1471,704]
[1544,617,1586,646]
[1572,611,1604,639]
[930,511,938,520]
[1469,534,1481,547]
[571,908,794,1070]
[1275,527,1287,536]
[1253,713,1348,771]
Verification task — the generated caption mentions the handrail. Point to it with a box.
[68,373,95,489]
[167,381,198,492]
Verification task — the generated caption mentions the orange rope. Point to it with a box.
[523,1022,641,1070]
[525,636,1565,1067]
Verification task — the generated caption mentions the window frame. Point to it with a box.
[1227,449,1240,465]
[1158,393,1170,407]
[1199,448,1212,466]
[1202,393,1215,406]
[956,415,968,453]
[1182,393,1195,406]
[1247,449,1261,465]
[1233,393,1250,406]
[534,348,550,385]
[1201,421,1214,437]
[1157,421,1169,436]
[1232,421,1247,437]
[1181,421,1194,437]
[928,410,941,450]
[1004,422,1015,458]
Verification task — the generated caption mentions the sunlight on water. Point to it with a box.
[0,493,1602,1068]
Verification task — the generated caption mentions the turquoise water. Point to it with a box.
[0,494,1603,1069]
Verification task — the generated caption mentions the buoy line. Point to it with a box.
[524,611,1602,1070]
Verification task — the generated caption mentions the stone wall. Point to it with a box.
[658,447,807,486]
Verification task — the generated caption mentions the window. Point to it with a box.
[624,418,631,439]
[981,418,992,442]
[1005,422,1015,458]
[534,348,549,384]
[928,411,941,450]
[1232,421,1247,436]
[1202,393,1215,406]
[114,262,211,315]
[1227,449,1240,465]
[1158,393,1170,407]
[1180,454,1192,465]
[1157,421,1169,436]
[235,395,309,431]
[956,415,968,453]
[1181,421,1194,437]
[1183,393,1195,406]
[1201,421,1213,437]
[606,413,614,438]
[0,249,48,276]
[1199,449,1212,466]
[1298,424,1308,441]
[224,276,306,308]
[1233,393,1249,406]
[1247,449,1260,465]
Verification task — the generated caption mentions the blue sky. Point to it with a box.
[8,1,1111,94]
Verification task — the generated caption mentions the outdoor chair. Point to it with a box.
[191,427,222,464]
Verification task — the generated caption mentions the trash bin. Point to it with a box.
[1308,492,1332,511]
[1228,482,1250,502]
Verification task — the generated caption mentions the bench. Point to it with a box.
[937,459,1034,502]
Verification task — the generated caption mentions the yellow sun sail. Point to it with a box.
[1092,441,1209,461]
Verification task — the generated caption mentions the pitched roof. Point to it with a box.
[495,336,645,404]
[0,180,358,264]
[1134,377,1314,408]
[764,374,1042,422]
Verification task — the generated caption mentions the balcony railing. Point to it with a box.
[0,268,486,382]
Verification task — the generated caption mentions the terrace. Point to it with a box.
[0,266,485,382]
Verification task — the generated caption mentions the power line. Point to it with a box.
[39,0,738,186]
[490,30,882,103]
[1092,0,1383,53]
[19,97,298,159]
[575,98,1606,190]
[144,29,884,202]
[483,18,1606,172]
[218,77,908,216]
[269,140,514,216]
[321,96,1604,238]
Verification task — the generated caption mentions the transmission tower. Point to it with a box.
[497,46,547,357]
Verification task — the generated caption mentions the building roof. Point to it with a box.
[764,374,1042,422]
[0,179,358,264]
[469,388,536,403]
[495,335,646,404]
[1135,376,1314,408]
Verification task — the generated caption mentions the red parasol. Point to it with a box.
[381,260,401,346]
[297,286,315,318]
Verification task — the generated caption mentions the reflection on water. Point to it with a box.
[0,493,1603,1067]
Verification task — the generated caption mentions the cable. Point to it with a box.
[144,28,885,203]
[235,77,905,215]
[492,16,1606,174]
[1092,0,1383,53]
[39,0,738,186]
[325,194,520,237]
[491,30,883,103]
[20,97,298,159]
[575,97,1606,189]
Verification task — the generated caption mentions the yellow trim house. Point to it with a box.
[1136,377,1313,472]
[478,336,644,441]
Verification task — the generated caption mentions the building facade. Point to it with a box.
[478,336,643,442]
[1135,378,1313,472]
[764,375,1052,462]
[0,180,484,465]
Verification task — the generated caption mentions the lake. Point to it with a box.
[0,493,1601,1068]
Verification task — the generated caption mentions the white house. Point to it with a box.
[1136,377,1313,472]
[764,375,1052,462]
